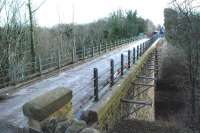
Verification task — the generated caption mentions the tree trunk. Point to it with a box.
[28,0,36,73]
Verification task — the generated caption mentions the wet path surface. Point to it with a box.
[0,39,148,127]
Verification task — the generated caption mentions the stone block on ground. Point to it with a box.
[23,87,72,121]
[22,87,72,131]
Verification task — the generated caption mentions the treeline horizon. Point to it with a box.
[36,9,156,50]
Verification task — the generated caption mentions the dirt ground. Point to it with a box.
[108,120,192,133]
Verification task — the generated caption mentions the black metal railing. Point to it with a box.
[92,35,158,101]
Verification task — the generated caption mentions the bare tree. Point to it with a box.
[165,0,200,125]
[27,0,36,72]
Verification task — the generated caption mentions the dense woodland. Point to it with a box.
[160,0,200,128]
[0,0,156,88]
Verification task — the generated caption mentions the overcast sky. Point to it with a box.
[33,0,169,27]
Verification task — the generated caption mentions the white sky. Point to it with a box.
[33,0,169,27]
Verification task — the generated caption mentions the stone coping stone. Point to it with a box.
[23,87,72,121]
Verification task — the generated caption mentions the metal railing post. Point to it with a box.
[94,68,99,101]
[128,50,131,69]
[133,48,135,64]
[137,46,139,60]
[121,54,124,76]
[110,59,114,86]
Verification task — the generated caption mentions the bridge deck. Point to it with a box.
[0,38,148,128]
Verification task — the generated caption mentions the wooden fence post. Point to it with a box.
[94,68,99,101]
[34,56,37,73]
[38,56,42,75]
[57,50,61,69]
[92,46,95,57]
[117,40,119,47]
[83,46,86,59]
[128,50,131,69]
[121,54,124,76]
[72,47,75,63]
[105,43,107,52]
[110,59,114,86]
[109,41,111,50]
[99,43,101,55]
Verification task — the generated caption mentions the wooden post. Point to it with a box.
[121,54,124,76]
[128,50,131,69]
[72,47,75,63]
[94,68,99,102]
[105,43,107,52]
[83,46,86,59]
[82,47,84,59]
[34,56,37,73]
[110,59,114,86]
[109,41,111,50]
[38,56,42,75]
[117,40,119,47]
[92,46,94,57]
[99,43,101,55]
[133,48,135,64]
[57,50,61,69]
[12,66,17,85]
